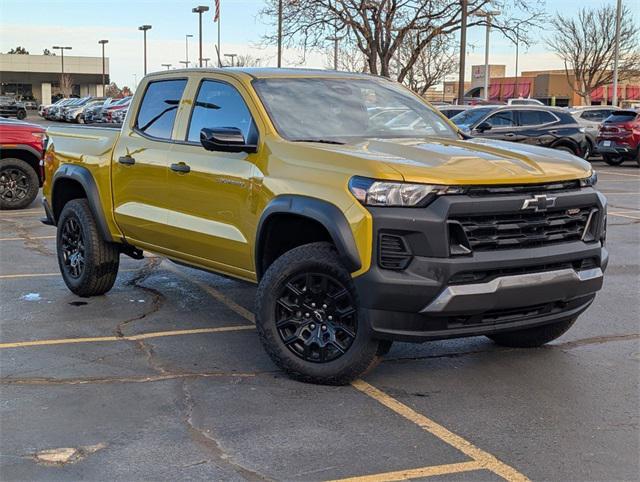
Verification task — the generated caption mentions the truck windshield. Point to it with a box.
[253,78,457,142]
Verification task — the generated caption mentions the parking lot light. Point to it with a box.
[161,63,172,70]
[138,25,152,75]
[98,40,108,96]
[474,10,501,102]
[185,34,194,69]
[192,6,210,67]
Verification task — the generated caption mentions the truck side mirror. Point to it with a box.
[475,122,492,133]
[200,127,257,154]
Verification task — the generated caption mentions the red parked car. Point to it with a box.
[103,96,131,123]
[597,110,640,166]
[0,119,46,209]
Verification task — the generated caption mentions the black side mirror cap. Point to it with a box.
[475,122,492,133]
[200,127,257,153]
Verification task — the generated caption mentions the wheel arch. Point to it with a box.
[256,195,362,281]
[51,164,113,242]
[550,138,579,154]
[1,145,43,185]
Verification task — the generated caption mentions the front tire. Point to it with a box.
[16,109,26,120]
[0,158,39,210]
[602,153,625,166]
[56,199,120,297]
[486,317,577,348]
[255,242,380,385]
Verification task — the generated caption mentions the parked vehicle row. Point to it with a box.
[39,96,131,124]
[0,95,27,120]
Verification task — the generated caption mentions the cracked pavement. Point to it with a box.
[1,163,639,481]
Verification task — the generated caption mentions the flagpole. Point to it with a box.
[217,1,221,67]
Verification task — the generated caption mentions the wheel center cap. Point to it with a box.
[313,310,323,322]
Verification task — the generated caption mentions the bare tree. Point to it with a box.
[396,32,458,95]
[233,54,263,67]
[547,4,640,105]
[60,74,74,97]
[323,45,369,72]
[261,1,545,81]
[105,82,121,98]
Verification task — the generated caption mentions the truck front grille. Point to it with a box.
[451,207,595,251]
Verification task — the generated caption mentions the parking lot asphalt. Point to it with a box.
[1,125,639,480]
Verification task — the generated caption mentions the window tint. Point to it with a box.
[136,79,187,139]
[486,110,516,127]
[518,110,556,126]
[582,110,611,122]
[187,80,256,143]
[605,111,639,123]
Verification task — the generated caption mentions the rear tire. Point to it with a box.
[16,109,26,120]
[487,317,577,348]
[56,199,120,297]
[255,242,380,385]
[554,145,576,155]
[602,153,625,166]
[0,158,39,210]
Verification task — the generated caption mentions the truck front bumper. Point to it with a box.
[353,187,608,342]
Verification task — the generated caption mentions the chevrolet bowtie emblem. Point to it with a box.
[521,194,557,212]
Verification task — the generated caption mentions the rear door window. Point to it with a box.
[518,110,557,126]
[486,110,516,128]
[135,79,187,140]
[605,112,639,123]
[187,80,256,143]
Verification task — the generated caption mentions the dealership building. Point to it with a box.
[0,53,109,105]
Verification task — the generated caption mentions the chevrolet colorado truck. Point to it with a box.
[42,69,607,384]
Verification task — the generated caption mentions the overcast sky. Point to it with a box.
[1,0,637,88]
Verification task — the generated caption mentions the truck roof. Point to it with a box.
[144,67,374,81]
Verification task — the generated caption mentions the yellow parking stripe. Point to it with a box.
[0,235,56,241]
[0,268,139,280]
[0,324,255,349]
[609,211,640,220]
[327,461,484,482]
[352,380,530,482]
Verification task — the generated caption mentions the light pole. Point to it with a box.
[185,34,194,68]
[612,0,622,106]
[202,58,210,67]
[514,25,520,97]
[224,53,237,67]
[98,40,108,96]
[192,6,209,67]
[277,0,283,67]
[162,63,172,70]
[138,25,152,75]
[475,10,500,102]
[179,61,190,68]
[457,0,467,105]
[52,46,72,96]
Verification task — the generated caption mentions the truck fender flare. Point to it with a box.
[52,164,113,242]
[256,195,362,279]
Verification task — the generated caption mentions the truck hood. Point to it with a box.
[309,137,592,185]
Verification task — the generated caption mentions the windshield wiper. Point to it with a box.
[291,138,345,145]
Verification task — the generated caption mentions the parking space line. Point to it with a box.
[597,170,640,178]
[351,380,530,482]
[0,324,255,349]
[327,461,484,482]
[0,268,139,279]
[609,211,640,220]
[0,235,55,241]
[1,371,257,385]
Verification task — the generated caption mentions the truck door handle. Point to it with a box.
[505,133,516,137]
[118,155,135,165]
[170,162,191,173]
[549,130,558,135]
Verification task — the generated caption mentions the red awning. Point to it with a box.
[626,85,640,100]
[489,83,501,100]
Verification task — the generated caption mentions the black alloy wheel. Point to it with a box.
[275,272,357,363]
[0,166,30,205]
[60,215,86,279]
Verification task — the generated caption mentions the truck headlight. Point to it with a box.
[349,176,461,207]
[580,171,598,187]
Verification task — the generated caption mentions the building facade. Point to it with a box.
[0,54,109,105]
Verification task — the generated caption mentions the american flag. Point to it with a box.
[213,0,220,22]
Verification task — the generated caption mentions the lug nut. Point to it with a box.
[322,304,327,309]
[305,313,310,317]
[328,315,333,320]
[310,323,316,330]
[321,325,327,331]
[311,302,316,307]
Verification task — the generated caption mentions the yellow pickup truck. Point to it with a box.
[42,68,607,384]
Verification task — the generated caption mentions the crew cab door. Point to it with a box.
[162,76,261,279]
[112,78,188,247]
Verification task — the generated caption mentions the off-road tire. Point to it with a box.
[0,158,39,210]
[487,317,577,348]
[256,242,380,385]
[602,153,625,166]
[16,109,26,120]
[56,199,120,297]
